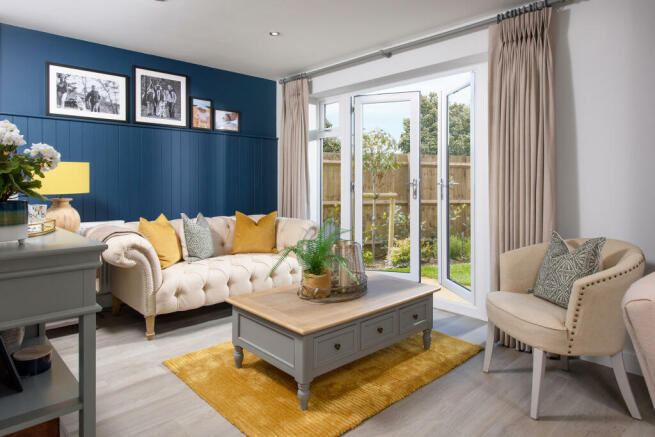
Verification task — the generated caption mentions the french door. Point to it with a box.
[353,92,421,281]
[438,81,473,301]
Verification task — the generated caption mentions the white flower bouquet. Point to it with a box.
[0,120,61,201]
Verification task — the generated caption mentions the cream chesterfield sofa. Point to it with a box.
[96,214,317,339]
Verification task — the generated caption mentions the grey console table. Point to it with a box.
[226,273,436,410]
[0,230,106,436]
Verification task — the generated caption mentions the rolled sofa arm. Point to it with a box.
[499,242,549,292]
[102,234,163,292]
[276,217,319,250]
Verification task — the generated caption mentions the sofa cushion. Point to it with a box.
[232,211,277,254]
[155,253,301,316]
[181,212,214,262]
[487,291,569,354]
[532,234,606,308]
[138,214,182,269]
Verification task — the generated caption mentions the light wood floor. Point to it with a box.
[48,303,655,437]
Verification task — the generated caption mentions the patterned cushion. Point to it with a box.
[181,213,214,262]
[531,232,606,308]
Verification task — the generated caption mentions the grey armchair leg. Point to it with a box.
[610,352,641,420]
[530,348,546,420]
[483,322,495,373]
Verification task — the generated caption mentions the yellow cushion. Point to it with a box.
[232,211,277,254]
[139,213,182,269]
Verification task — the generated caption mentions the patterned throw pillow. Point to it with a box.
[531,232,606,308]
[181,212,214,262]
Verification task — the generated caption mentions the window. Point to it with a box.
[323,102,339,130]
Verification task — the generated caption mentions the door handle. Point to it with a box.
[377,327,384,334]
[334,343,341,351]
[406,178,419,199]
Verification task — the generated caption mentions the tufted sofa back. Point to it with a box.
[125,214,318,259]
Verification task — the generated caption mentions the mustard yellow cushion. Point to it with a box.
[139,213,182,269]
[232,211,277,254]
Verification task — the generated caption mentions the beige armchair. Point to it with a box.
[623,272,655,410]
[483,238,645,420]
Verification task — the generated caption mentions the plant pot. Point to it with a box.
[0,200,28,243]
[302,269,332,298]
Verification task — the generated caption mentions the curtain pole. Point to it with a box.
[279,0,569,85]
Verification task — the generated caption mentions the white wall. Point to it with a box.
[554,0,655,271]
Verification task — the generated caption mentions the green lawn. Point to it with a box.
[381,263,471,287]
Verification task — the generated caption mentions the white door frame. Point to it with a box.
[353,92,421,281]
[438,80,475,303]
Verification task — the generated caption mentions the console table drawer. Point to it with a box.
[314,325,356,367]
[361,311,396,349]
[399,299,429,334]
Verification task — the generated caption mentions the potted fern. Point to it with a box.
[269,219,358,298]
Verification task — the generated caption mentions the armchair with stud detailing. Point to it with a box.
[483,238,645,420]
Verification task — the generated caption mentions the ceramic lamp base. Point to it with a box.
[46,197,81,233]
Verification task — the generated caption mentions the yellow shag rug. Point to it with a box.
[164,331,482,437]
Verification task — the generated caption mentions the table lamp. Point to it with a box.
[35,162,90,233]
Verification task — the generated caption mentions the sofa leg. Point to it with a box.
[112,296,121,316]
[483,322,495,373]
[530,348,546,420]
[611,352,642,420]
[145,316,155,340]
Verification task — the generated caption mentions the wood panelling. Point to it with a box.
[4,113,277,222]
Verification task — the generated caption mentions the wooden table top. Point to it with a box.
[226,272,438,335]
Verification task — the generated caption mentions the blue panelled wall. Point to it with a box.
[0,24,277,222]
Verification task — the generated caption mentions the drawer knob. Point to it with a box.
[334,343,341,351]
[412,314,419,320]
[377,327,384,334]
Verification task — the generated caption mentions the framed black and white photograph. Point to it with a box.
[190,97,212,130]
[46,63,128,122]
[133,66,188,127]
[214,108,241,133]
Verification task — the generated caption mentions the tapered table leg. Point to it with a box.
[234,345,244,368]
[423,329,432,350]
[297,381,311,410]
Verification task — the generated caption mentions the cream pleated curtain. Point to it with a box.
[279,78,310,219]
[489,8,556,351]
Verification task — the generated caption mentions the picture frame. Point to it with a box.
[214,108,241,133]
[133,66,188,128]
[189,97,213,130]
[46,62,128,123]
[0,336,22,394]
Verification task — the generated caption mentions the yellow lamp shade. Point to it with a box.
[35,162,90,195]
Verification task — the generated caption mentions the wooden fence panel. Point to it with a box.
[321,153,471,238]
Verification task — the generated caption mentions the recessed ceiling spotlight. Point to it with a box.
[269,31,281,37]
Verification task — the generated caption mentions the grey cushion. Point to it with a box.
[531,232,606,308]
[181,212,214,262]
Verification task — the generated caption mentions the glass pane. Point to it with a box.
[324,102,339,130]
[360,101,410,272]
[447,85,472,289]
[322,137,341,227]
[308,103,317,131]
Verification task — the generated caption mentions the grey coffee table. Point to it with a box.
[225,273,436,410]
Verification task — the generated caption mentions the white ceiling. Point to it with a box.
[0,0,527,80]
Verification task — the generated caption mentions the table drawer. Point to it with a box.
[399,299,429,334]
[361,311,396,350]
[314,325,356,368]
